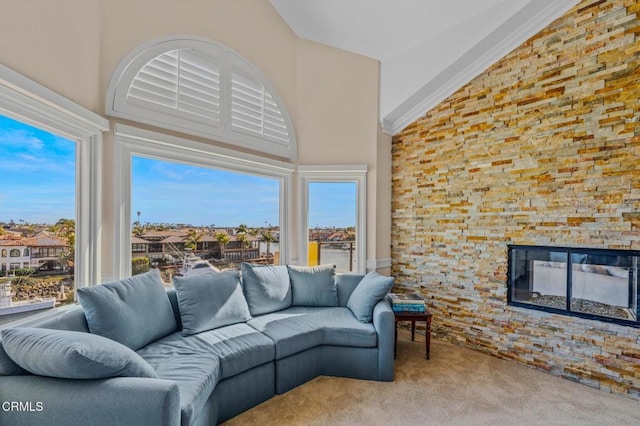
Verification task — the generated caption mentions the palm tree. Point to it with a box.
[25,224,36,237]
[237,233,251,261]
[261,230,275,257]
[132,221,145,236]
[184,229,204,251]
[236,224,248,235]
[53,218,75,237]
[237,233,251,247]
[53,218,75,269]
[215,232,231,259]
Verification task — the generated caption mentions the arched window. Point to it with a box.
[9,249,20,257]
[23,248,30,257]
[1,249,6,258]
[106,36,297,160]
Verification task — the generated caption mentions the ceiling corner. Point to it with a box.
[382,0,580,135]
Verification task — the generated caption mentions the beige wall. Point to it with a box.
[376,124,392,274]
[294,38,381,267]
[0,0,102,111]
[0,0,388,277]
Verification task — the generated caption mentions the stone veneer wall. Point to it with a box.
[391,0,640,396]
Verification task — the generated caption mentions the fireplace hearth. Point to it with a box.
[508,245,640,327]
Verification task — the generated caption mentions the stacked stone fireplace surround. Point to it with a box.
[391,0,640,396]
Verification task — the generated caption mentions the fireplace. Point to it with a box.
[508,245,640,327]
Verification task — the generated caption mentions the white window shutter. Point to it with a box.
[107,37,297,160]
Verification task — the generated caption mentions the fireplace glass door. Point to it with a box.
[508,245,639,326]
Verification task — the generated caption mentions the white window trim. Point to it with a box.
[0,65,108,289]
[106,35,298,160]
[113,124,294,279]
[297,165,367,274]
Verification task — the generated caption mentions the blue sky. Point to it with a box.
[308,182,356,229]
[0,115,76,224]
[132,157,357,228]
[1,114,356,228]
[132,156,281,227]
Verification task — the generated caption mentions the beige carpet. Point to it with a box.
[224,329,640,425]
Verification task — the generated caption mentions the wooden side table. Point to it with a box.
[394,311,432,359]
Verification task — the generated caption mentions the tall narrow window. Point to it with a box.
[298,165,367,274]
[307,182,358,273]
[0,115,76,325]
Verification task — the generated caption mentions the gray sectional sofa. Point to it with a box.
[0,263,395,426]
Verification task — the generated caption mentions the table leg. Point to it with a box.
[426,316,431,360]
[411,321,415,341]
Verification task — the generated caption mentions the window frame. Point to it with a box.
[298,165,367,274]
[113,124,294,279]
[0,65,108,292]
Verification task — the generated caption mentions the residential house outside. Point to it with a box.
[0,231,68,274]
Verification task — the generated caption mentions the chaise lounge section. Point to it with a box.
[0,263,395,426]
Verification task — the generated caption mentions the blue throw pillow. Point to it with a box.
[77,269,177,351]
[1,328,158,379]
[0,341,28,376]
[241,263,292,315]
[347,271,395,323]
[287,264,338,307]
[174,271,252,336]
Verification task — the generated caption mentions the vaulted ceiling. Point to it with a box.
[269,0,580,134]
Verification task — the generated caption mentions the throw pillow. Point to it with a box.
[347,271,395,323]
[1,328,158,379]
[287,264,338,307]
[174,271,252,336]
[241,263,292,315]
[0,342,28,376]
[77,269,177,351]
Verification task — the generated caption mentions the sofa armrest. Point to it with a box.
[0,375,180,426]
[372,298,394,381]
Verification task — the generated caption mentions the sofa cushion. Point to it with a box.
[336,273,365,307]
[174,271,251,336]
[164,323,275,379]
[1,328,158,379]
[247,307,377,359]
[241,263,292,315]
[288,264,338,307]
[77,269,177,351]
[347,271,395,323]
[0,341,28,376]
[137,333,222,426]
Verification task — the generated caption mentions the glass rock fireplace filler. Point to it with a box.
[508,245,640,327]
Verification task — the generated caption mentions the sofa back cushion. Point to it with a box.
[347,271,395,323]
[77,269,177,351]
[287,264,338,307]
[241,263,292,315]
[174,271,252,336]
[1,327,158,379]
[335,274,365,307]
